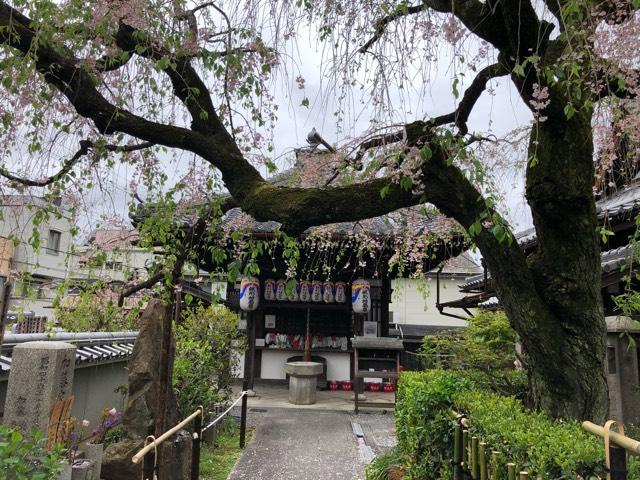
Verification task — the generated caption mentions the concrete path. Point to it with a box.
[227,408,396,480]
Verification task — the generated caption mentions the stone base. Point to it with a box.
[284,362,323,405]
[289,375,318,405]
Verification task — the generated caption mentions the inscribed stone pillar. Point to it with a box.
[3,341,76,436]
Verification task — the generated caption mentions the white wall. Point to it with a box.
[260,350,351,381]
[389,277,468,327]
[0,200,74,280]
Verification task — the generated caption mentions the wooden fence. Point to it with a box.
[452,415,640,480]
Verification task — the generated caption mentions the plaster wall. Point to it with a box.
[389,277,468,327]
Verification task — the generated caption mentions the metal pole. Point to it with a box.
[191,413,202,480]
[610,444,627,480]
[240,389,248,449]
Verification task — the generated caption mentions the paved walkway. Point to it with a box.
[228,408,396,480]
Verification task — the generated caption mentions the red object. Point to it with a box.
[341,381,353,391]
[383,382,395,393]
[369,383,380,392]
[328,381,339,391]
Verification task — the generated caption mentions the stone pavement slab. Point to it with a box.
[228,408,396,480]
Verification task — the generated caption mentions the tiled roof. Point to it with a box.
[389,323,465,338]
[461,184,640,290]
[0,331,137,374]
[440,251,482,275]
[461,244,636,291]
[516,184,640,250]
[221,205,460,239]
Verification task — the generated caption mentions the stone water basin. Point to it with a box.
[284,361,323,405]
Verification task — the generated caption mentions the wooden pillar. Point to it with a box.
[246,311,257,390]
[380,276,391,338]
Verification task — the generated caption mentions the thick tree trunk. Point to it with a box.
[495,109,608,421]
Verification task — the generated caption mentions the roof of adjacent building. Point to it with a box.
[0,331,137,375]
[461,183,640,292]
[516,183,640,250]
[439,251,482,276]
[389,323,465,339]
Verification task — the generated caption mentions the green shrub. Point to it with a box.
[420,310,526,399]
[394,370,639,480]
[173,304,246,415]
[454,390,604,478]
[0,426,63,480]
[395,371,472,479]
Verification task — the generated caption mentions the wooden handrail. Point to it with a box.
[132,408,203,464]
[582,421,640,455]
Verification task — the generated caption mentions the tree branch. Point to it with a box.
[359,3,427,53]
[118,270,165,307]
[113,22,222,134]
[0,140,154,187]
[429,62,509,135]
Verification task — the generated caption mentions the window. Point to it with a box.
[607,346,617,374]
[46,230,61,255]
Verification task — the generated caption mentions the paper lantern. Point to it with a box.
[239,276,260,311]
[335,282,346,303]
[264,279,275,301]
[323,281,335,303]
[299,281,311,302]
[311,280,323,302]
[351,279,370,314]
[287,282,299,302]
[275,279,287,301]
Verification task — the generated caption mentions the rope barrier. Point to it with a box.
[202,391,248,433]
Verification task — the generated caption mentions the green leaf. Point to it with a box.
[564,103,576,120]
[184,294,193,305]
[400,176,413,191]
[301,97,309,107]
[420,145,433,161]
[379,185,390,199]
[452,78,459,99]
[513,63,525,77]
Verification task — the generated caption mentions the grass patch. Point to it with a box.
[200,419,253,480]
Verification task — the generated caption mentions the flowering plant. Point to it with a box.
[90,408,123,445]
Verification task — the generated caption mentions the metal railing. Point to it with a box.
[131,390,248,480]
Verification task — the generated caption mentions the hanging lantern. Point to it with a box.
[335,281,347,303]
[287,282,299,302]
[275,279,287,301]
[264,279,276,301]
[351,279,370,314]
[323,281,335,303]
[311,280,323,302]
[239,276,260,311]
[299,281,311,302]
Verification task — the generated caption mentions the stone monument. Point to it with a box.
[3,341,76,436]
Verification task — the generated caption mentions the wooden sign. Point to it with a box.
[47,395,75,450]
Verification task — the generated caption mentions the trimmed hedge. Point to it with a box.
[386,370,639,480]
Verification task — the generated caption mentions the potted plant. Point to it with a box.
[83,408,123,480]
